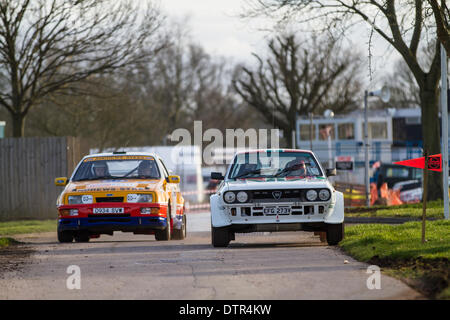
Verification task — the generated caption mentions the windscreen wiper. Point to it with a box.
[274,165,306,177]
[232,168,261,179]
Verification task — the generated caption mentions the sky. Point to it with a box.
[159,0,400,89]
[160,0,272,64]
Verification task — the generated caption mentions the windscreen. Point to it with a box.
[72,156,161,181]
[228,151,323,180]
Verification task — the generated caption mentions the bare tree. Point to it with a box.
[233,34,363,147]
[243,0,444,200]
[0,0,167,137]
[428,0,450,54]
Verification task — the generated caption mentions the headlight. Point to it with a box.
[306,190,318,201]
[127,194,153,203]
[319,189,331,201]
[236,191,248,203]
[68,195,93,204]
[224,191,236,203]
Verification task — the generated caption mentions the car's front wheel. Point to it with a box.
[326,223,344,246]
[74,231,90,243]
[155,215,171,241]
[211,226,231,247]
[58,230,73,243]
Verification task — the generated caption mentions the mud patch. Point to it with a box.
[368,256,449,299]
[0,239,34,279]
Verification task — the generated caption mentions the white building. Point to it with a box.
[295,108,426,184]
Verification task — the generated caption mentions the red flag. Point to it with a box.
[394,154,442,172]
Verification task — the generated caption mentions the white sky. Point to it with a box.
[160,0,273,64]
[159,0,401,88]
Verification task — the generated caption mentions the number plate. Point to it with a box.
[93,208,124,214]
[263,207,291,215]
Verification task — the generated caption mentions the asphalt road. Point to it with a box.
[0,212,422,300]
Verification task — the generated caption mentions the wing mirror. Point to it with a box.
[211,172,225,180]
[167,175,181,184]
[55,177,68,186]
[326,169,337,177]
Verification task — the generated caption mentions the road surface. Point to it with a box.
[0,212,422,299]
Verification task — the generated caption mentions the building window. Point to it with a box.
[369,122,388,139]
[363,122,388,139]
[319,124,335,140]
[337,123,355,140]
[300,124,316,141]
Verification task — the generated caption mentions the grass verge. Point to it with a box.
[346,200,445,219]
[0,220,56,237]
[340,220,450,299]
[0,237,21,248]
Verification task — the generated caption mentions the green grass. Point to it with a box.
[340,221,450,299]
[0,237,20,248]
[0,220,56,236]
[340,220,450,260]
[346,200,446,219]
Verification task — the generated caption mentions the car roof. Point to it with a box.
[235,149,313,155]
[83,152,160,159]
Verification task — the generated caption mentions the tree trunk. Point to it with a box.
[12,112,25,137]
[420,88,443,200]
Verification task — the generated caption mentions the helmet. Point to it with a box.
[138,160,156,176]
[91,161,109,177]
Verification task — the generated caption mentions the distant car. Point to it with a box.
[373,163,422,190]
[55,152,186,243]
[393,179,450,203]
[209,149,344,247]
[392,180,422,203]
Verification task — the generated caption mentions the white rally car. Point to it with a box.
[210,149,344,247]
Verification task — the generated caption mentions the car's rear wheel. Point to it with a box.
[211,226,230,247]
[326,223,344,246]
[172,214,186,240]
[58,230,74,243]
[74,232,90,243]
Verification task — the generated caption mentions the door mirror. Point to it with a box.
[211,172,225,180]
[168,175,181,184]
[326,169,337,177]
[55,177,68,186]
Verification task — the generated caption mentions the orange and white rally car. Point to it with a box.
[55,152,186,243]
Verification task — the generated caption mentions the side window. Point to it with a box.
[159,159,169,178]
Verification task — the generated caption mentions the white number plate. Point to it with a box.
[263,207,291,215]
[93,208,124,214]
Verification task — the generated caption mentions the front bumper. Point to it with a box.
[56,202,179,233]
[210,191,345,228]
[58,216,167,233]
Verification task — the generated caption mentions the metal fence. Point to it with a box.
[0,137,86,221]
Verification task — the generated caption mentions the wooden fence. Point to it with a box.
[0,137,87,221]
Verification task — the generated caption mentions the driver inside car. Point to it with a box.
[137,160,158,178]
[284,159,308,177]
[91,162,110,178]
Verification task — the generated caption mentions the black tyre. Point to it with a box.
[155,214,171,241]
[58,230,74,243]
[326,223,344,246]
[74,232,90,243]
[211,226,230,247]
[172,215,186,240]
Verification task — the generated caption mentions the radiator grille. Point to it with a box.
[96,197,124,203]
